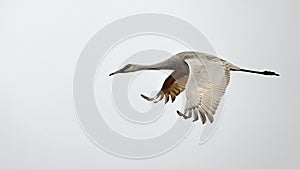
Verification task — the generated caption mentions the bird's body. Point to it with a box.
[109,51,279,124]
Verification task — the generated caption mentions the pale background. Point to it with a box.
[0,0,299,168]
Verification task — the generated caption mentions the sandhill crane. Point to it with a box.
[109,51,279,124]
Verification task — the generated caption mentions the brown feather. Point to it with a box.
[141,62,189,104]
[160,69,189,103]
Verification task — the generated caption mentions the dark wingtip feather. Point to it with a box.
[177,110,184,116]
[141,94,150,101]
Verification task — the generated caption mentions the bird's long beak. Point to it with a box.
[109,69,123,76]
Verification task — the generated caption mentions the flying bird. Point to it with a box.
[109,51,279,124]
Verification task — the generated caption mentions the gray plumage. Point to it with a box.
[109,51,279,124]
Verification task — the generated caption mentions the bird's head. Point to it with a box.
[109,64,140,76]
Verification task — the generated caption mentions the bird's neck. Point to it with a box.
[134,59,177,71]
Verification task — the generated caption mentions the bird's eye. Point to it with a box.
[123,64,131,69]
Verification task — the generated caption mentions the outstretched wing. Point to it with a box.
[141,62,189,104]
[177,55,230,124]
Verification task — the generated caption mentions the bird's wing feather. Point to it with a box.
[141,62,189,104]
[179,55,230,124]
